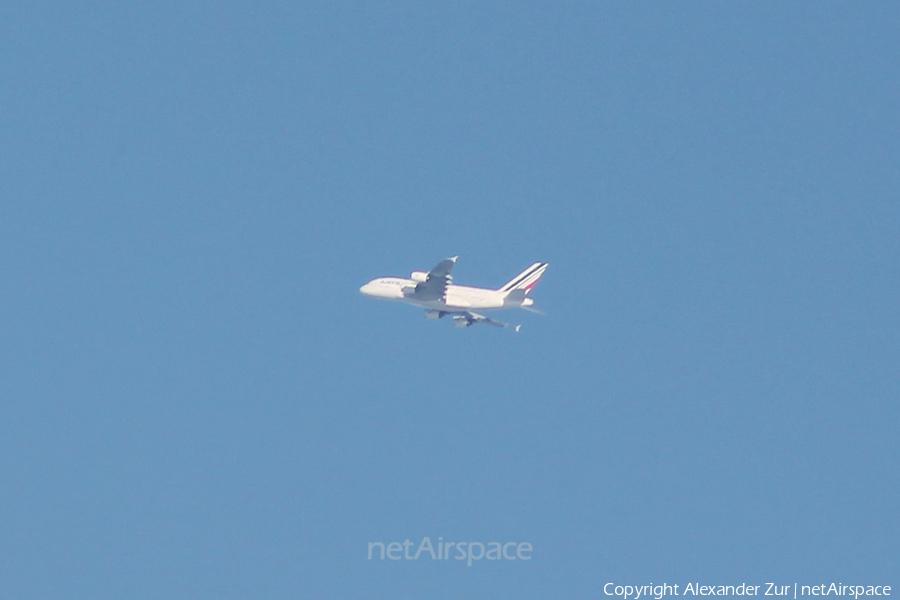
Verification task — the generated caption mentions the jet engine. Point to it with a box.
[410,271,428,282]
[425,310,444,320]
[452,315,472,328]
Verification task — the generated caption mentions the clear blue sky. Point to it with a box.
[1,2,897,598]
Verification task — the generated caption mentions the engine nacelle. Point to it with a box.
[452,315,472,328]
[410,271,428,283]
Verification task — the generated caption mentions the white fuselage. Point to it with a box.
[359,277,529,311]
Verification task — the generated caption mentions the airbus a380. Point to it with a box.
[359,256,548,331]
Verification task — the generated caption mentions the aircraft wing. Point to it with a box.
[413,256,457,301]
[455,311,521,332]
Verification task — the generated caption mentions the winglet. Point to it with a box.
[449,255,459,262]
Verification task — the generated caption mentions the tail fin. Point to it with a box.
[499,262,548,294]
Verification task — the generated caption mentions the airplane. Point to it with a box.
[359,256,548,331]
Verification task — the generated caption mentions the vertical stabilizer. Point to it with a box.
[499,262,548,294]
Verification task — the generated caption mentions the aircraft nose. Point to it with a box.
[359,282,374,296]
